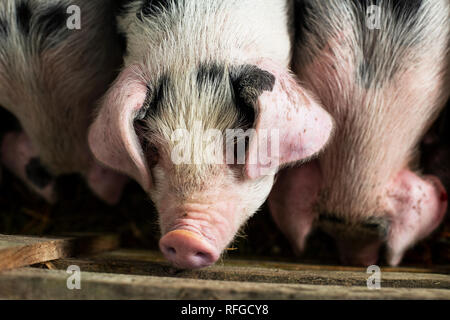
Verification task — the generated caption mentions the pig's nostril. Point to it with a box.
[159,230,219,269]
[195,251,207,258]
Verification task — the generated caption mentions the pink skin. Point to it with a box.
[86,163,128,206]
[245,59,334,179]
[269,164,447,266]
[0,131,56,203]
[269,160,322,254]
[89,59,334,269]
[159,201,239,268]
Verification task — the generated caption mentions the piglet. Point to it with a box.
[0,0,126,203]
[89,0,334,268]
[269,0,450,266]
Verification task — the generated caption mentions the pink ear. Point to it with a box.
[268,160,322,253]
[88,65,152,191]
[245,60,333,179]
[385,170,447,266]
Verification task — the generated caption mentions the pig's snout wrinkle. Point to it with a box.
[159,230,219,269]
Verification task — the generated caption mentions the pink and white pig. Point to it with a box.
[269,0,450,266]
[89,0,334,268]
[0,0,126,204]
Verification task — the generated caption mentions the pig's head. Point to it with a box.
[270,160,447,266]
[89,58,333,268]
[271,0,449,266]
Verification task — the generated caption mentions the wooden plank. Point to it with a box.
[0,267,449,300]
[0,233,119,271]
[47,251,450,289]
[97,249,450,274]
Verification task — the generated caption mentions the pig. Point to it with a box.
[89,0,334,268]
[269,0,450,266]
[0,0,127,204]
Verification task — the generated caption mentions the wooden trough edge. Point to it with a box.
[1,267,449,300]
[45,254,450,290]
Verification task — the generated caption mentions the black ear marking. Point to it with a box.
[230,65,275,107]
[25,158,53,189]
[16,1,32,35]
[137,0,171,21]
[230,65,275,128]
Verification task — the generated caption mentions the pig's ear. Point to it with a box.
[385,170,448,266]
[231,59,334,179]
[88,65,152,191]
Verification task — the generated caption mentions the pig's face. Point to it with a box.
[89,59,333,268]
[138,65,276,267]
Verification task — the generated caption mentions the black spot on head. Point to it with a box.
[25,158,54,189]
[36,4,69,48]
[196,63,226,89]
[293,0,316,43]
[230,65,275,128]
[16,2,32,35]
[0,17,8,38]
[391,0,423,25]
[137,0,171,21]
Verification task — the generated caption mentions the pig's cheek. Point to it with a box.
[268,160,322,254]
[0,132,56,203]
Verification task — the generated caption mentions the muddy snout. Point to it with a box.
[159,230,220,269]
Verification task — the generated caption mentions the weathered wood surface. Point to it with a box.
[98,250,450,274]
[47,256,450,290]
[0,234,119,271]
[0,267,449,300]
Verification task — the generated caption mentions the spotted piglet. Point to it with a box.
[89,0,334,268]
[0,0,127,203]
[269,0,450,266]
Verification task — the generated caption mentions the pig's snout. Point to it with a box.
[159,230,219,269]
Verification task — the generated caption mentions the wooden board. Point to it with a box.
[46,254,450,290]
[0,233,119,271]
[1,267,449,300]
